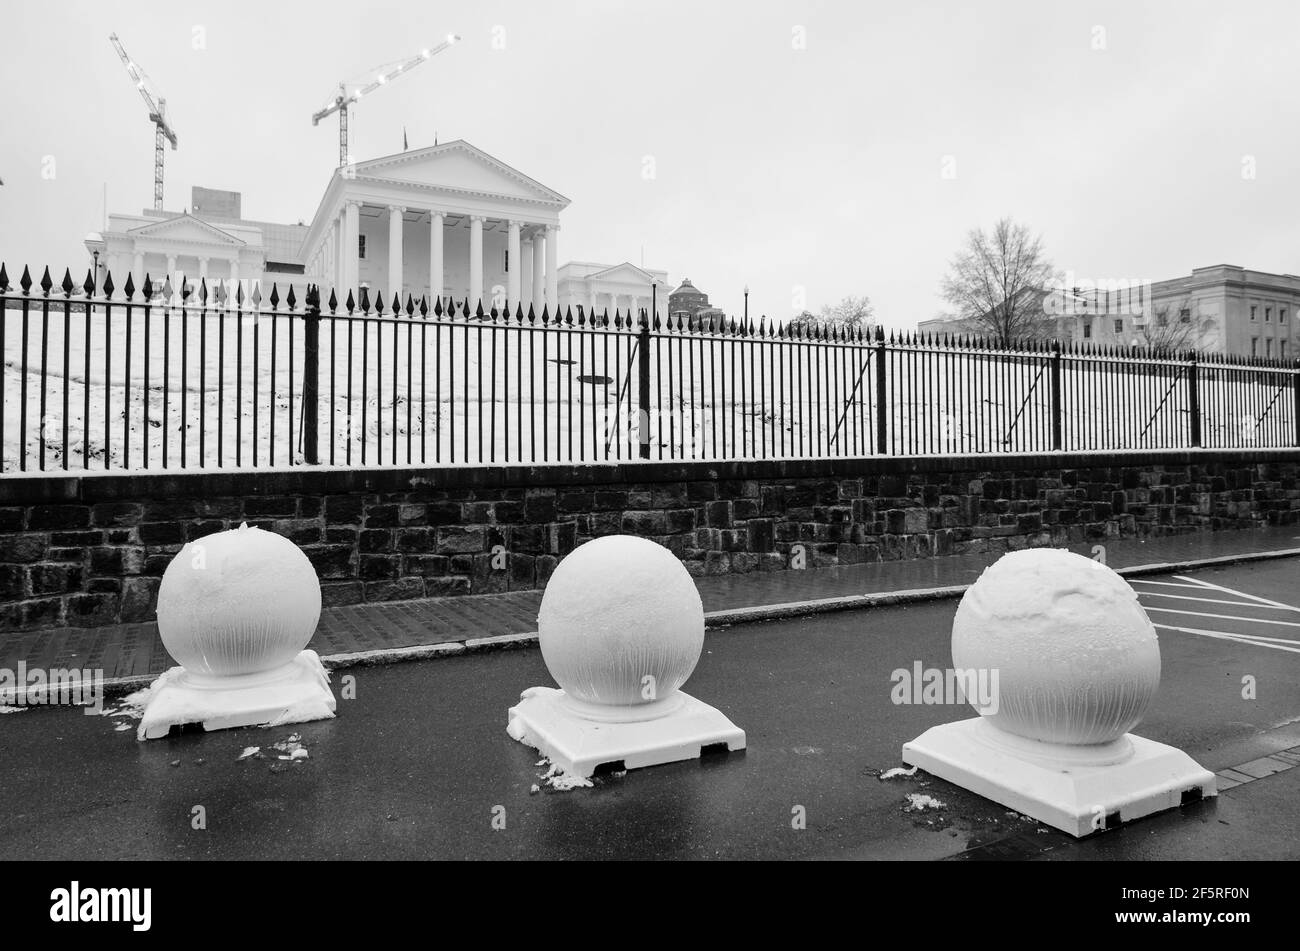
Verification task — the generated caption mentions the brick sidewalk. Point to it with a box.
[3,525,1298,687]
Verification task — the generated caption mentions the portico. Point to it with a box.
[300,141,569,313]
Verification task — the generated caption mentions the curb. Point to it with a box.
[29,544,1300,701]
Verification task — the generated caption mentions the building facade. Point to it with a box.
[298,140,569,312]
[83,187,309,299]
[668,278,711,321]
[556,262,670,320]
[919,265,1300,359]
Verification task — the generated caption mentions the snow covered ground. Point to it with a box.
[2,305,1295,472]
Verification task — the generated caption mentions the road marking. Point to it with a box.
[1153,623,1300,654]
[1130,580,1223,590]
[1144,607,1300,628]
[1136,591,1287,609]
[1173,575,1299,612]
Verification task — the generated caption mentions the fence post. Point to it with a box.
[302,284,321,465]
[1293,358,1300,447]
[1188,350,1201,448]
[638,307,651,459]
[874,325,888,454]
[1050,341,1062,450]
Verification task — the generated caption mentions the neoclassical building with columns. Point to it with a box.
[84,140,675,318]
[299,140,571,312]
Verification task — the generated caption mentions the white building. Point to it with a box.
[557,262,670,320]
[85,140,672,316]
[84,198,308,299]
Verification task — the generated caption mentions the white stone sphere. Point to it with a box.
[951,548,1160,745]
[538,535,705,706]
[156,523,322,676]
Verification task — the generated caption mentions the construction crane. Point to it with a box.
[312,35,460,168]
[109,33,178,211]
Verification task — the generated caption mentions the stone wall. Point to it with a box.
[2,450,1298,632]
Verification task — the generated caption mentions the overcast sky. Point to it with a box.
[2,0,1298,329]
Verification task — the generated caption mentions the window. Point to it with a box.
[1179,307,1191,323]
[1266,307,1272,322]
[1281,308,1288,323]
[1157,313,1168,328]
[1250,305,1257,320]
[1113,318,1123,333]
[1251,337,1258,356]
[358,235,367,260]
[1266,338,1274,357]
[1083,322,1092,339]
[504,249,509,273]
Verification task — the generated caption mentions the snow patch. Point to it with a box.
[879,765,919,780]
[0,705,28,714]
[905,793,946,811]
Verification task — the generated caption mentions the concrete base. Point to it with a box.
[507,686,746,778]
[138,650,336,741]
[902,716,1216,837]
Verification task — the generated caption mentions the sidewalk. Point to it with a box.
[3,524,1299,690]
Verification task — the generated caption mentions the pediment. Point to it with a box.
[589,262,656,284]
[352,140,569,205]
[128,214,245,246]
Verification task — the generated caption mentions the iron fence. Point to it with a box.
[3,262,1299,473]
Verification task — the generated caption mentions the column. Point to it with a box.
[532,233,545,313]
[609,292,620,316]
[166,254,177,299]
[507,220,521,310]
[520,237,533,310]
[387,205,405,303]
[343,200,360,296]
[429,211,445,308]
[469,215,485,309]
[631,295,641,322]
[588,287,598,320]
[333,214,344,299]
[544,224,559,313]
[229,258,240,296]
[132,251,144,288]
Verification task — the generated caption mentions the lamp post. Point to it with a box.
[743,284,749,322]
[92,250,100,295]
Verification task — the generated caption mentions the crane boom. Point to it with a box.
[109,33,178,210]
[312,35,459,168]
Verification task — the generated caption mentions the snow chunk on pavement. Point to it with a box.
[879,765,919,780]
[905,793,946,811]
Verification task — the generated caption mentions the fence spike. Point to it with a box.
[358,286,370,313]
[0,262,7,292]
[39,265,53,296]
[142,273,155,300]
[343,289,354,313]
[19,264,32,294]
[474,299,484,319]
[102,271,115,299]
[376,290,388,316]
[431,295,443,317]
[285,284,296,311]
[564,305,573,325]
[405,293,415,317]
[233,280,243,305]
[82,269,95,298]
[182,276,193,302]
[392,292,402,315]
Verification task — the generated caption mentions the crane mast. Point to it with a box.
[109,33,178,211]
[312,35,459,168]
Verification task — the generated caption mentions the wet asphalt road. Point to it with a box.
[1,560,1299,861]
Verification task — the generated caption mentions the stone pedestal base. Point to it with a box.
[138,650,336,741]
[902,716,1216,837]
[507,686,745,778]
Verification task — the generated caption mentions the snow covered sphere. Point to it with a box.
[951,548,1160,745]
[538,535,705,706]
[156,523,322,676]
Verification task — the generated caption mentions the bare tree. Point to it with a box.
[939,218,1058,344]
[1140,295,1212,352]
[786,295,875,334]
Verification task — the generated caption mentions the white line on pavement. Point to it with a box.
[1172,574,1299,612]
[1136,591,1284,609]
[1144,606,1300,628]
[1153,623,1300,654]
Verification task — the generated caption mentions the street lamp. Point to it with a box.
[92,251,100,295]
[743,284,749,322]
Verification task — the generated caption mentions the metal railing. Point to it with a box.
[3,263,1298,473]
